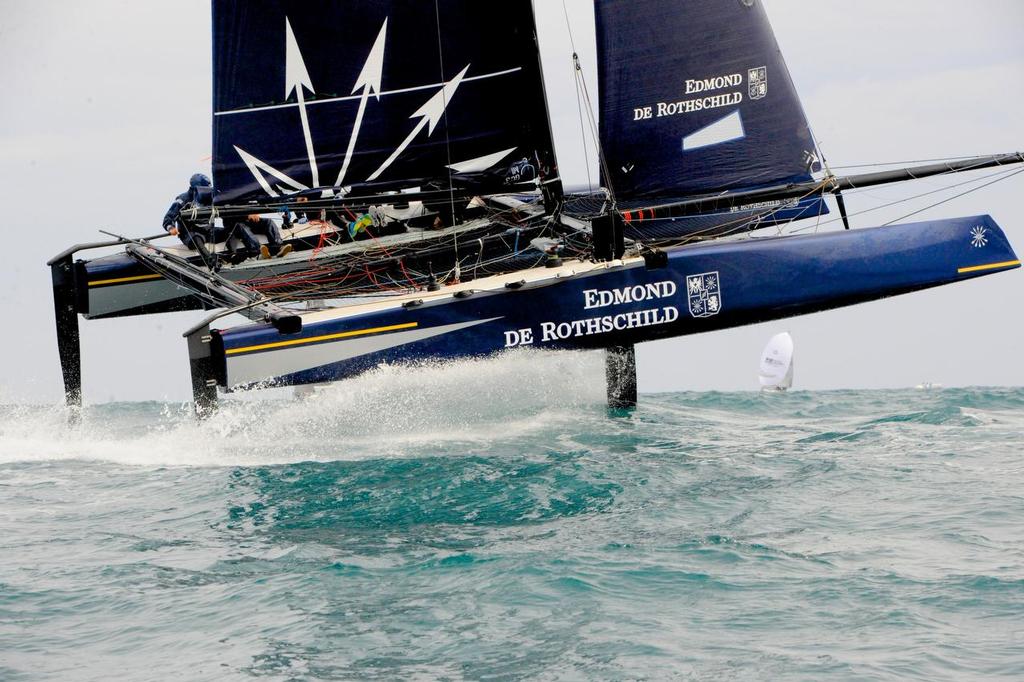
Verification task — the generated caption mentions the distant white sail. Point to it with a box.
[915,381,943,390]
[759,332,794,391]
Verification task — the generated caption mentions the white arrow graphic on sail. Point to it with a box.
[334,18,387,188]
[285,17,320,189]
[365,64,469,183]
[234,146,309,197]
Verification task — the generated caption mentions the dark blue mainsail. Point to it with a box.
[212,1,555,204]
[595,0,819,204]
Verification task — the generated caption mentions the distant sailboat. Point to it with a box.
[915,382,943,390]
[759,332,793,392]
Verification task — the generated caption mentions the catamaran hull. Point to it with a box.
[73,221,548,319]
[81,251,335,318]
[75,199,823,320]
[210,215,1019,390]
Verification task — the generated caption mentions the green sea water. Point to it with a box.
[1,352,1022,680]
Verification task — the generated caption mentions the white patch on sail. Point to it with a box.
[446,148,517,173]
[681,110,745,151]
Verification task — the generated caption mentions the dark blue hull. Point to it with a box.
[214,216,1019,390]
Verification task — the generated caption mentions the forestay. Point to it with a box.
[212,0,556,204]
[595,0,819,203]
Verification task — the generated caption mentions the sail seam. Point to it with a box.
[213,68,523,117]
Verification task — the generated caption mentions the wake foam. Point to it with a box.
[0,350,606,467]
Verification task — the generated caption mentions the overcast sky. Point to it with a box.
[1,0,1022,403]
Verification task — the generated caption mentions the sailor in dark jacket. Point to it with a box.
[162,173,217,253]
[161,173,294,262]
[160,173,276,262]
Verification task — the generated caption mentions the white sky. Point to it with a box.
[0,0,1022,402]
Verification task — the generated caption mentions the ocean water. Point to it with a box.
[1,352,1022,680]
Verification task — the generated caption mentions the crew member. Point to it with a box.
[238,214,294,259]
[162,173,217,258]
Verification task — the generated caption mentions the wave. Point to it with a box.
[1,367,1020,468]
[0,350,608,467]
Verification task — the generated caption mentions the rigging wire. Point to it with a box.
[805,125,851,230]
[559,0,613,207]
[561,0,594,193]
[637,161,1019,249]
[881,167,1024,226]
[222,197,574,300]
[433,0,460,281]
[827,154,1015,170]
[573,64,594,193]
[787,164,1023,234]
[574,54,615,207]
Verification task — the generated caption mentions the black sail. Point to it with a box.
[212,0,556,205]
[595,0,819,204]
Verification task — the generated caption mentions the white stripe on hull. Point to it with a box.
[87,279,196,317]
[226,317,500,388]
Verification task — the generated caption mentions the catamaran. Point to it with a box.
[49,0,1021,414]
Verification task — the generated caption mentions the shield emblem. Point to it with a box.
[748,66,767,100]
[687,271,722,318]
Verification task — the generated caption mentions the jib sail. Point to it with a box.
[212,0,556,204]
[595,0,819,204]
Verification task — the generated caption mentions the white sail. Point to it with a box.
[759,332,794,391]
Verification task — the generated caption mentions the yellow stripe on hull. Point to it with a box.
[956,259,1021,274]
[88,273,163,286]
[226,321,419,356]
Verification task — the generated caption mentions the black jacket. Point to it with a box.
[162,186,213,232]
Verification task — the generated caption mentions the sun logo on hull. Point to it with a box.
[970,225,988,248]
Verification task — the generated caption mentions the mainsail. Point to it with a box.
[594,0,819,204]
[212,0,557,205]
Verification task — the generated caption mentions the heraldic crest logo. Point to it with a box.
[687,271,722,318]
[748,66,767,100]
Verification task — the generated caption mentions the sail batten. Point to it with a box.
[212,0,556,205]
[595,0,819,204]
